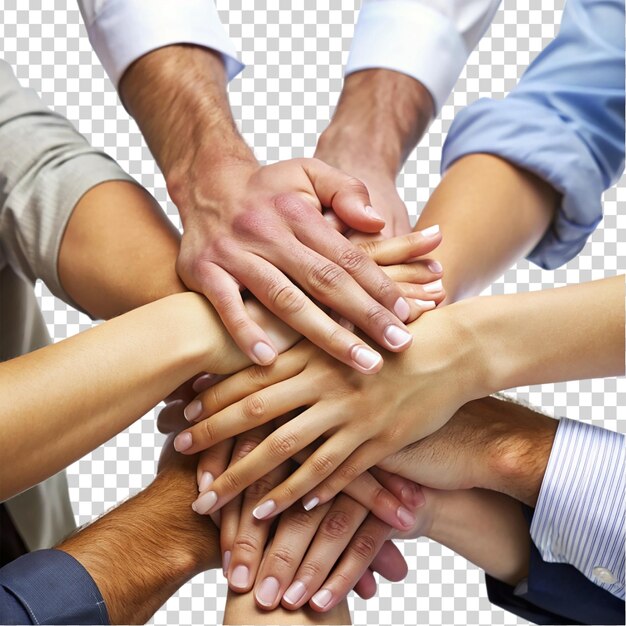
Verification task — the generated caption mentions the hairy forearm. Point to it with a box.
[119,45,256,201]
[223,589,351,625]
[317,69,433,179]
[427,488,530,586]
[59,456,220,624]
[0,293,231,500]
[464,275,626,393]
[416,154,559,303]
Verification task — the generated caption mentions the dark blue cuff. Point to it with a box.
[0,549,109,625]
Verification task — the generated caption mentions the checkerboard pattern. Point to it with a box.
[2,0,624,624]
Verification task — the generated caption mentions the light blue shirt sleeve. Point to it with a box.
[441,0,625,270]
[531,418,625,600]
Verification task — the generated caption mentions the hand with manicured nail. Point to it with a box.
[173,293,484,524]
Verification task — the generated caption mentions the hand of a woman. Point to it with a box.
[174,299,486,524]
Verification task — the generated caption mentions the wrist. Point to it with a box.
[317,69,433,178]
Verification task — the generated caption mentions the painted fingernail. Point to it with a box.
[252,342,277,365]
[283,580,307,605]
[384,325,412,348]
[191,490,218,514]
[192,373,216,393]
[364,205,385,221]
[428,260,443,273]
[252,499,277,520]
[184,400,203,422]
[420,224,440,237]
[303,496,320,511]
[256,576,280,607]
[222,550,231,576]
[413,299,436,311]
[174,432,192,452]
[396,506,416,528]
[230,564,250,590]
[351,346,382,371]
[394,297,411,321]
[423,279,443,293]
[198,471,214,493]
[311,588,333,609]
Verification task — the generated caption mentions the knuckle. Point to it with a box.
[242,393,267,421]
[232,532,261,556]
[267,281,306,316]
[320,510,352,540]
[267,547,295,569]
[201,419,217,444]
[244,476,277,499]
[336,247,369,276]
[338,461,361,483]
[273,192,311,221]
[284,508,317,530]
[365,303,390,327]
[234,438,261,460]
[267,431,299,460]
[374,275,395,301]
[307,262,346,294]
[311,454,335,477]
[357,239,379,259]
[205,386,222,412]
[344,176,368,196]
[349,534,378,562]
[221,470,243,493]
[246,364,268,385]
[298,559,324,579]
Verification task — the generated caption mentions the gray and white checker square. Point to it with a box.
[3,0,624,624]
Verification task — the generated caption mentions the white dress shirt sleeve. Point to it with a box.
[345,0,501,112]
[531,418,625,600]
[77,0,244,89]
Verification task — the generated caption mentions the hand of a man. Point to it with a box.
[173,157,420,372]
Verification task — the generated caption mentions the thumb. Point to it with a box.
[302,158,385,233]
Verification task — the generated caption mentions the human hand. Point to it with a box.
[174,300,483,523]
[174,157,423,373]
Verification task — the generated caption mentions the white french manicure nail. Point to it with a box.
[423,279,443,293]
[413,299,436,310]
[191,490,218,514]
[351,346,382,371]
[252,499,277,520]
[394,297,411,321]
[252,342,276,365]
[311,588,333,609]
[383,325,412,348]
[303,496,320,511]
[283,580,307,605]
[420,224,440,237]
[184,399,203,422]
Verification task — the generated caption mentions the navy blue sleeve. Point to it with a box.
[485,507,625,625]
[0,549,109,625]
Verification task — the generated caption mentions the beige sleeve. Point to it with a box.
[0,59,134,304]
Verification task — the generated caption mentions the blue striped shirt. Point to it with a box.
[531,418,625,599]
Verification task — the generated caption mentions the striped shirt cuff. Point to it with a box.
[531,418,625,599]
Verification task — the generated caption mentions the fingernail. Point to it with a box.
[198,471,214,493]
[174,431,192,452]
[256,576,280,607]
[283,580,307,605]
[192,373,216,393]
[303,496,319,511]
[191,490,218,514]
[351,346,382,371]
[423,279,443,293]
[364,205,385,221]
[402,485,425,508]
[420,224,440,237]
[428,260,443,273]
[222,550,231,576]
[230,564,250,590]
[252,342,277,365]
[393,297,411,321]
[413,299,436,311]
[396,505,416,528]
[384,325,412,348]
[311,588,333,609]
[184,400,203,422]
[252,499,277,520]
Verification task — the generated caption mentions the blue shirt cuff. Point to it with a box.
[0,549,109,624]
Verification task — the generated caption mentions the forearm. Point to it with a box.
[463,275,626,393]
[59,456,220,624]
[223,589,351,625]
[0,293,232,500]
[416,154,559,302]
[426,488,530,586]
[316,69,433,179]
[119,45,256,202]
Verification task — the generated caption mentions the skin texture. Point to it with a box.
[119,45,422,371]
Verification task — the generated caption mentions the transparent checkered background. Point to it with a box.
[2,1,624,624]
